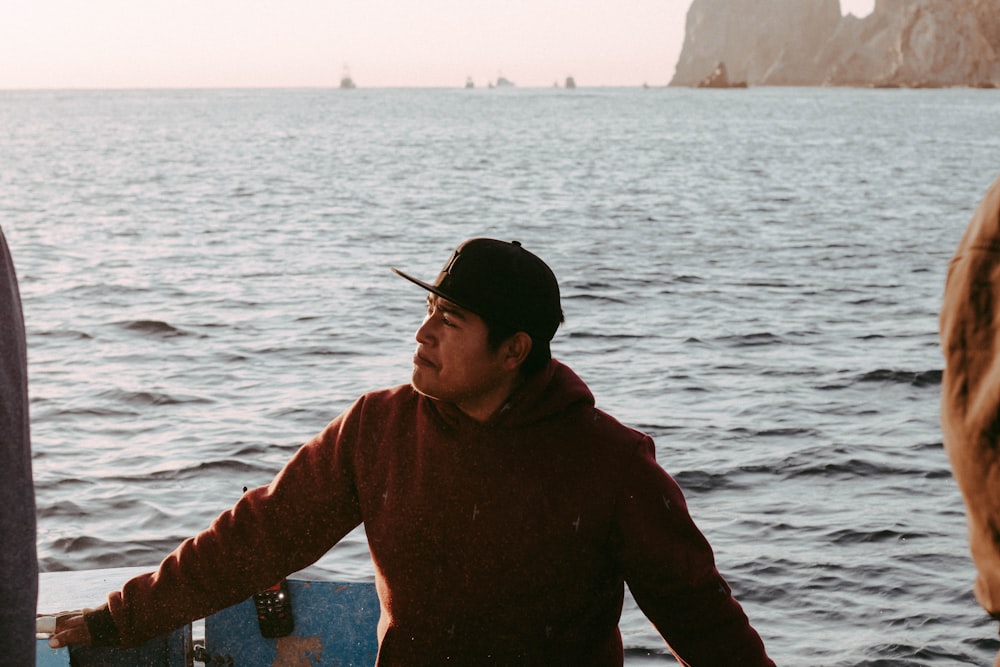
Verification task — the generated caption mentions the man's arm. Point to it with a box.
[613,438,774,666]
[52,410,366,648]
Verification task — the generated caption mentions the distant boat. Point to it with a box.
[695,61,746,89]
[565,76,576,89]
[465,76,474,89]
[495,75,514,87]
[340,65,356,90]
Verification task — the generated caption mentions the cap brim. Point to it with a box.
[391,267,436,293]
[392,267,479,314]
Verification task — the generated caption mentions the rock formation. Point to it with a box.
[670,0,1000,87]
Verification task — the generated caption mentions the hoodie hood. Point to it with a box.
[426,359,595,431]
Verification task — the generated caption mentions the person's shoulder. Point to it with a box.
[362,383,417,400]
[554,402,651,463]
[547,362,649,445]
[352,383,421,414]
[588,406,650,444]
[326,385,422,438]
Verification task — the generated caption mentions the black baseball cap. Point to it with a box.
[393,238,563,342]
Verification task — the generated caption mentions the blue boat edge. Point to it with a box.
[36,568,379,667]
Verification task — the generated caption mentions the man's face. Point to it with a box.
[411,294,511,419]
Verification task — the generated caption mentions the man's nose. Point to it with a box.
[415,316,434,344]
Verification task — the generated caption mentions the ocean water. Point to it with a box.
[3,86,1000,665]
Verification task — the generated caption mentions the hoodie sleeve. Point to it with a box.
[99,401,366,647]
[613,438,774,666]
[940,172,1000,616]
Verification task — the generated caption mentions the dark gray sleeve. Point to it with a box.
[0,226,37,664]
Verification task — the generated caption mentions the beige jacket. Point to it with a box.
[940,173,1000,618]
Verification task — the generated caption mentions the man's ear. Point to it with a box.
[501,332,533,370]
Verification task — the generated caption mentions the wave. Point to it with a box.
[826,527,926,544]
[36,405,141,419]
[95,388,214,407]
[563,292,627,304]
[90,455,286,486]
[36,500,88,520]
[115,319,190,338]
[672,469,743,492]
[857,368,942,387]
[736,426,819,439]
[816,368,942,390]
[39,535,188,571]
[776,457,905,479]
[34,328,93,340]
[713,332,785,347]
[733,442,948,481]
[566,331,648,340]
[853,642,991,666]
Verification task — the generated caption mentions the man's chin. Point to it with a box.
[410,374,436,400]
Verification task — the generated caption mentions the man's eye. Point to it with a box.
[426,303,455,326]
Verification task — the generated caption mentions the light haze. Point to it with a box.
[2,0,876,89]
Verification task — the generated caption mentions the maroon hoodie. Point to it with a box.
[91,360,773,665]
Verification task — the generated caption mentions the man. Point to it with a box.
[1,226,37,665]
[940,174,1000,667]
[52,238,773,665]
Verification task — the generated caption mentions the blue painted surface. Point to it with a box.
[35,569,378,666]
[35,627,191,667]
[37,567,192,666]
[35,641,69,667]
[205,580,379,666]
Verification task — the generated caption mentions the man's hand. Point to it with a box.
[48,611,93,648]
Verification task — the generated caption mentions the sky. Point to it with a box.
[0,0,877,90]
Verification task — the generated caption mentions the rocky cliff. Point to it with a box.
[670,0,1000,87]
